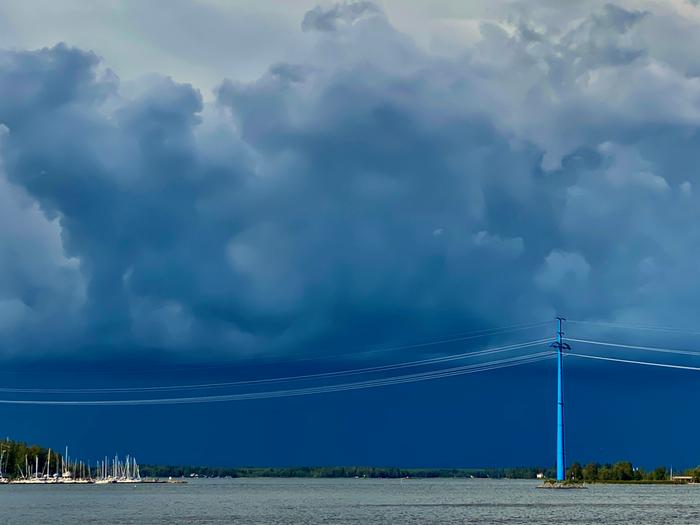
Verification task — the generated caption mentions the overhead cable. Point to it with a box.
[0,353,554,406]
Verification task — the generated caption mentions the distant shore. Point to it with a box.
[139,465,551,480]
[139,463,700,485]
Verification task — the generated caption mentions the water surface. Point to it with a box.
[2,478,699,524]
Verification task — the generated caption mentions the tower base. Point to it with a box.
[538,480,587,489]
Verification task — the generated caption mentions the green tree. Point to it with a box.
[567,462,583,481]
[612,461,634,481]
[582,463,599,482]
[649,466,667,481]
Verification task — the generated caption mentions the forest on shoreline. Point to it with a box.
[0,439,59,478]
[139,462,699,482]
[564,461,700,483]
[138,465,553,479]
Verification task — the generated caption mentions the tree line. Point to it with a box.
[138,465,556,479]
[140,462,700,482]
[566,461,670,482]
[0,438,60,478]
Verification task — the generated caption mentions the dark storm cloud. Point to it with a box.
[1,2,700,361]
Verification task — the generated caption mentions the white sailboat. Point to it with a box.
[0,449,8,484]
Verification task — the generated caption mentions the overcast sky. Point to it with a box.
[2,0,700,466]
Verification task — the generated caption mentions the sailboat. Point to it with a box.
[115,455,142,483]
[0,449,8,484]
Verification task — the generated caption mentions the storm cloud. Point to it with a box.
[1,1,700,362]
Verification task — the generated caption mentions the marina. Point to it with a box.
[0,446,153,485]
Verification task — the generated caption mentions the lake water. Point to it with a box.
[2,478,700,524]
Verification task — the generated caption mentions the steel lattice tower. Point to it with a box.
[552,317,570,481]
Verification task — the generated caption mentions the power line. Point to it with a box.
[568,338,700,358]
[568,319,700,337]
[0,353,555,406]
[568,353,700,372]
[0,339,551,394]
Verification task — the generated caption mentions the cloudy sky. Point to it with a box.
[2,0,700,467]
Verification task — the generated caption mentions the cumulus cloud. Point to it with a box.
[536,251,591,291]
[1,1,700,361]
[301,1,382,32]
